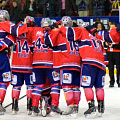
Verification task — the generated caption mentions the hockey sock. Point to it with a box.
[51,83,60,106]
[42,87,51,106]
[12,86,21,100]
[32,85,44,107]
[95,88,104,101]
[0,83,7,103]
[63,85,74,106]
[84,88,94,102]
[26,85,33,99]
[73,87,81,105]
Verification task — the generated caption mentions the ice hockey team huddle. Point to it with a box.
[0,9,120,118]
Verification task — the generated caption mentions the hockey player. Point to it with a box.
[1,16,59,117]
[27,18,61,116]
[0,10,28,115]
[10,16,35,115]
[77,25,108,117]
[44,16,81,116]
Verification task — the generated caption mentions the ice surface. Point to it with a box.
[0,74,120,120]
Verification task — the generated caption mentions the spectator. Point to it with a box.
[57,0,78,17]
[48,0,56,17]
[93,0,104,16]
[23,0,38,17]
[20,0,26,10]
[96,21,105,31]
[54,0,61,17]
[10,0,22,24]
[0,0,10,12]
[104,0,111,16]
[76,0,89,17]
[36,0,43,16]
[93,18,101,28]
[42,0,56,17]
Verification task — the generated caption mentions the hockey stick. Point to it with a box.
[4,95,26,109]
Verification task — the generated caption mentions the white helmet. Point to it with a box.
[0,10,10,21]
[24,16,35,24]
[41,18,51,27]
[61,16,73,27]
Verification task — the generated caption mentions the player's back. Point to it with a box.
[78,33,106,70]
[45,26,81,71]
[11,29,33,73]
[31,27,53,69]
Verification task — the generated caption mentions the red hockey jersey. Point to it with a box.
[6,26,53,69]
[11,33,33,73]
[0,27,33,73]
[0,21,28,52]
[78,30,107,70]
[0,21,28,37]
[44,26,81,71]
[29,27,53,69]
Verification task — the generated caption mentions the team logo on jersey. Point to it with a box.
[11,74,17,85]
[64,74,69,79]
[63,73,72,84]
[36,31,44,38]
[2,72,11,82]
[52,71,60,81]
[81,76,91,86]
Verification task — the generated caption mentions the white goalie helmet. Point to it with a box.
[41,18,51,27]
[24,16,35,24]
[61,16,73,27]
[0,10,10,21]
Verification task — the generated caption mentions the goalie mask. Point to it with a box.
[0,10,10,21]
[61,16,73,27]
[41,18,51,27]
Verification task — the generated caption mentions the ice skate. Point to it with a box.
[41,96,48,117]
[12,98,19,115]
[84,100,96,118]
[27,98,32,115]
[32,106,40,116]
[62,105,78,117]
[74,105,79,113]
[0,103,6,115]
[50,105,62,116]
[98,100,104,117]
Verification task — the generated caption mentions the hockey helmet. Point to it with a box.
[0,10,10,21]
[24,16,34,23]
[61,16,73,27]
[41,18,51,27]
[24,16,36,27]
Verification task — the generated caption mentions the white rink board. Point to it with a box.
[0,74,120,120]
